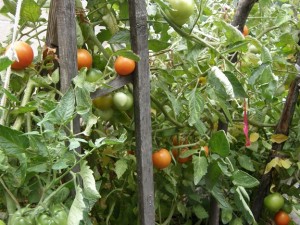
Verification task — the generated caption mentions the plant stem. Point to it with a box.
[0,178,20,210]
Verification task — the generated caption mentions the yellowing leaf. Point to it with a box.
[250,133,259,143]
[264,157,279,174]
[270,134,288,144]
[278,159,292,169]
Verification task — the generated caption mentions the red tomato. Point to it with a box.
[152,148,171,169]
[77,49,92,70]
[274,211,290,225]
[7,41,34,70]
[114,56,135,76]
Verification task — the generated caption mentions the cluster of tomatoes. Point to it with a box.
[264,192,292,225]
[152,136,209,170]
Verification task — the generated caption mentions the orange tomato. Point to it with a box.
[114,56,135,76]
[274,211,290,225]
[77,49,92,70]
[203,145,209,157]
[7,41,34,70]
[172,148,192,163]
[152,148,171,169]
[243,25,249,36]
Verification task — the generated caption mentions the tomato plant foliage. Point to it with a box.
[0,0,300,224]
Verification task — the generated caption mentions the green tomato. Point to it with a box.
[229,218,243,225]
[113,92,133,111]
[264,192,284,212]
[166,0,195,26]
[93,94,113,110]
[36,214,56,225]
[10,208,35,225]
[86,68,103,82]
[95,108,114,121]
[50,204,68,225]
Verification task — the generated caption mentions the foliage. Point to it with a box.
[0,0,299,224]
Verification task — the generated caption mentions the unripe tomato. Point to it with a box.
[93,94,113,110]
[264,192,284,212]
[152,148,172,169]
[114,56,135,76]
[86,68,103,82]
[243,25,249,36]
[95,108,114,121]
[7,41,34,70]
[166,0,195,26]
[77,49,92,70]
[274,211,290,225]
[113,92,133,111]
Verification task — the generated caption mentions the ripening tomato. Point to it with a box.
[77,49,92,70]
[264,192,284,212]
[166,0,195,26]
[152,148,172,169]
[274,211,290,225]
[243,25,249,36]
[86,68,103,82]
[172,148,192,163]
[93,95,113,110]
[7,41,34,70]
[203,145,209,156]
[114,56,135,76]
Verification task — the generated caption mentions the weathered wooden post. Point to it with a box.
[128,0,155,224]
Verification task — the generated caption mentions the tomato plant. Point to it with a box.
[114,56,135,76]
[264,193,285,212]
[77,49,92,70]
[113,92,133,111]
[274,211,291,225]
[152,148,172,169]
[7,41,34,70]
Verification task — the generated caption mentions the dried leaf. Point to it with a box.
[264,157,279,174]
[250,133,259,143]
[279,159,292,169]
[270,134,288,144]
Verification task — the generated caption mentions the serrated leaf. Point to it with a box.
[210,66,235,99]
[223,71,248,98]
[27,163,48,173]
[264,157,280,174]
[21,0,41,22]
[211,185,232,209]
[115,159,128,179]
[232,170,259,188]
[79,160,100,203]
[209,130,230,157]
[0,86,19,103]
[0,56,12,71]
[149,39,171,52]
[68,186,85,225]
[109,30,131,44]
[75,87,92,116]
[0,125,29,155]
[270,134,288,144]
[193,204,208,219]
[214,20,244,44]
[82,114,98,136]
[186,87,204,126]
[237,155,255,172]
[193,156,208,185]
[234,187,256,224]
[206,161,222,189]
[250,132,259,143]
[261,46,272,63]
[55,87,75,123]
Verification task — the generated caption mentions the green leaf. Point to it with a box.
[193,204,209,219]
[27,163,48,173]
[68,186,85,225]
[193,156,208,185]
[79,160,101,203]
[209,130,230,157]
[206,161,222,189]
[104,133,127,145]
[115,159,128,179]
[0,150,9,171]
[113,49,140,61]
[28,135,48,157]
[261,46,272,63]
[211,185,232,209]
[75,87,92,115]
[109,30,131,44]
[214,20,244,44]
[0,86,19,103]
[221,208,233,224]
[234,187,256,223]
[52,160,69,170]
[237,155,255,172]
[209,67,235,100]
[186,87,204,126]
[21,0,41,22]
[232,170,259,188]
[0,125,29,155]
[3,0,16,14]
[82,114,98,136]
[224,71,248,98]
[0,56,12,71]
[55,87,76,123]
[149,39,171,52]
